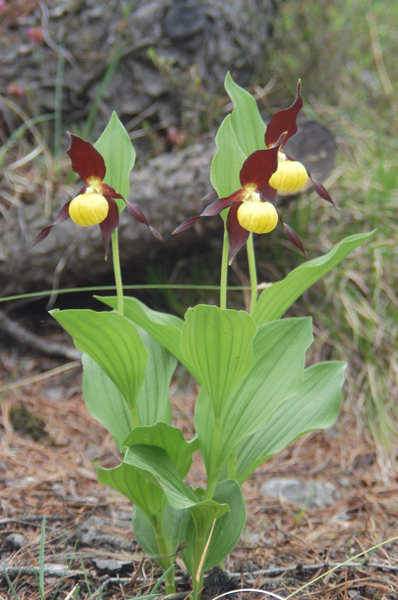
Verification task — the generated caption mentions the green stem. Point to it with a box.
[227,449,237,480]
[192,548,205,600]
[111,229,124,316]
[246,233,258,316]
[130,406,140,429]
[153,521,176,595]
[204,415,222,500]
[219,223,229,310]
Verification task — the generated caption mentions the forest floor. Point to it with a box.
[1,336,397,600]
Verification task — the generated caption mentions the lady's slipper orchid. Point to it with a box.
[266,81,335,205]
[31,134,162,257]
[173,135,306,263]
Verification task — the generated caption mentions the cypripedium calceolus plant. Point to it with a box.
[31,134,162,258]
[33,84,373,600]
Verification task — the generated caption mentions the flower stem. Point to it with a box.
[111,229,124,315]
[227,449,237,480]
[220,224,229,310]
[204,415,222,500]
[246,233,258,316]
[153,521,176,595]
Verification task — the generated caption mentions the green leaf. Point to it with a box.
[98,460,166,525]
[202,480,246,571]
[236,362,346,482]
[195,318,313,474]
[81,325,175,447]
[82,354,132,449]
[94,111,135,204]
[123,423,194,478]
[180,480,244,576]
[132,504,185,569]
[132,505,162,560]
[224,71,267,156]
[135,327,176,427]
[123,444,199,509]
[99,422,194,525]
[96,295,186,369]
[51,309,149,410]
[180,493,231,576]
[253,231,375,325]
[123,445,229,539]
[181,305,257,417]
[210,115,246,198]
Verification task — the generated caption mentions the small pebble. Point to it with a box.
[3,533,26,550]
[164,1,206,40]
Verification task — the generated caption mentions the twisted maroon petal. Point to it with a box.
[265,81,303,148]
[173,193,241,234]
[278,212,307,257]
[30,201,71,248]
[173,215,201,234]
[226,202,250,263]
[99,197,119,259]
[67,133,106,182]
[257,182,278,204]
[201,192,242,216]
[307,171,336,206]
[200,188,218,202]
[99,183,124,200]
[125,200,163,240]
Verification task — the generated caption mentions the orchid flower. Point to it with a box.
[266,81,335,205]
[31,134,162,258]
[173,134,306,263]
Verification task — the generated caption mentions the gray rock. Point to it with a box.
[92,558,132,572]
[260,477,341,509]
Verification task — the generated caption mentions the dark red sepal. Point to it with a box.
[30,201,71,248]
[226,202,250,263]
[265,81,303,148]
[278,212,307,257]
[99,197,119,258]
[125,200,163,240]
[67,133,106,182]
[239,148,280,189]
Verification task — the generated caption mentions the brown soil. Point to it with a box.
[1,343,397,600]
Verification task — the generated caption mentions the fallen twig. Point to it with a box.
[0,309,81,360]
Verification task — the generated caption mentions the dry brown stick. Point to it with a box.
[1,565,81,579]
[0,309,81,360]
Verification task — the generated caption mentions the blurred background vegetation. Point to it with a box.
[260,0,398,452]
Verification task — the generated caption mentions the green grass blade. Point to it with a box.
[39,516,46,600]
[2,565,20,600]
[54,43,65,163]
